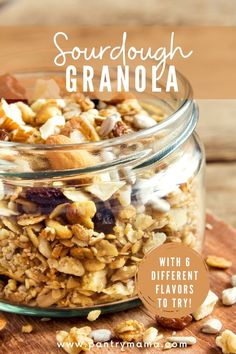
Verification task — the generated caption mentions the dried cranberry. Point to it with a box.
[93,204,116,234]
[25,187,69,213]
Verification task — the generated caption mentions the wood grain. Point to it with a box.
[0,0,236,26]
[197,100,236,162]
[206,163,236,228]
[0,212,235,354]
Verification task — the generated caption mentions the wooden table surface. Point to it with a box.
[1,213,235,354]
[0,26,235,353]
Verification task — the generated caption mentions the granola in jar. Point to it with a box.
[0,74,205,310]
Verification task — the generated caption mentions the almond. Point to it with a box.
[46,135,98,170]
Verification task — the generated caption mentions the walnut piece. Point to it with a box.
[114,320,144,342]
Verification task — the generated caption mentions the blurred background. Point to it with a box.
[0,0,235,228]
[0,0,236,25]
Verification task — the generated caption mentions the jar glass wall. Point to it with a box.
[0,71,205,316]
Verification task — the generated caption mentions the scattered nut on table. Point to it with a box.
[90,329,112,342]
[56,326,93,354]
[192,290,218,320]
[206,255,232,269]
[166,336,197,346]
[216,330,236,354]
[142,327,159,344]
[155,315,193,330]
[201,318,222,334]
[87,309,101,322]
[114,320,144,342]
[222,287,236,306]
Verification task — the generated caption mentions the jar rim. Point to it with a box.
[0,69,193,152]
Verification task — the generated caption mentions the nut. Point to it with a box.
[143,327,158,344]
[206,255,232,269]
[0,100,24,131]
[90,329,112,342]
[60,116,100,141]
[114,320,144,342]
[133,113,156,129]
[147,197,171,213]
[192,290,218,321]
[222,287,236,306]
[166,336,197,346]
[66,201,96,229]
[87,309,101,322]
[201,318,222,334]
[98,113,121,137]
[216,330,236,354]
[46,135,98,170]
[155,315,193,330]
[112,121,130,137]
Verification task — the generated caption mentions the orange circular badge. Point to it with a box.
[136,243,209,318]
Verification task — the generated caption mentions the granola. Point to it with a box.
[0,76,204,308]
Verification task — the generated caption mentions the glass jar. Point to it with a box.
[0,71,205,317]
